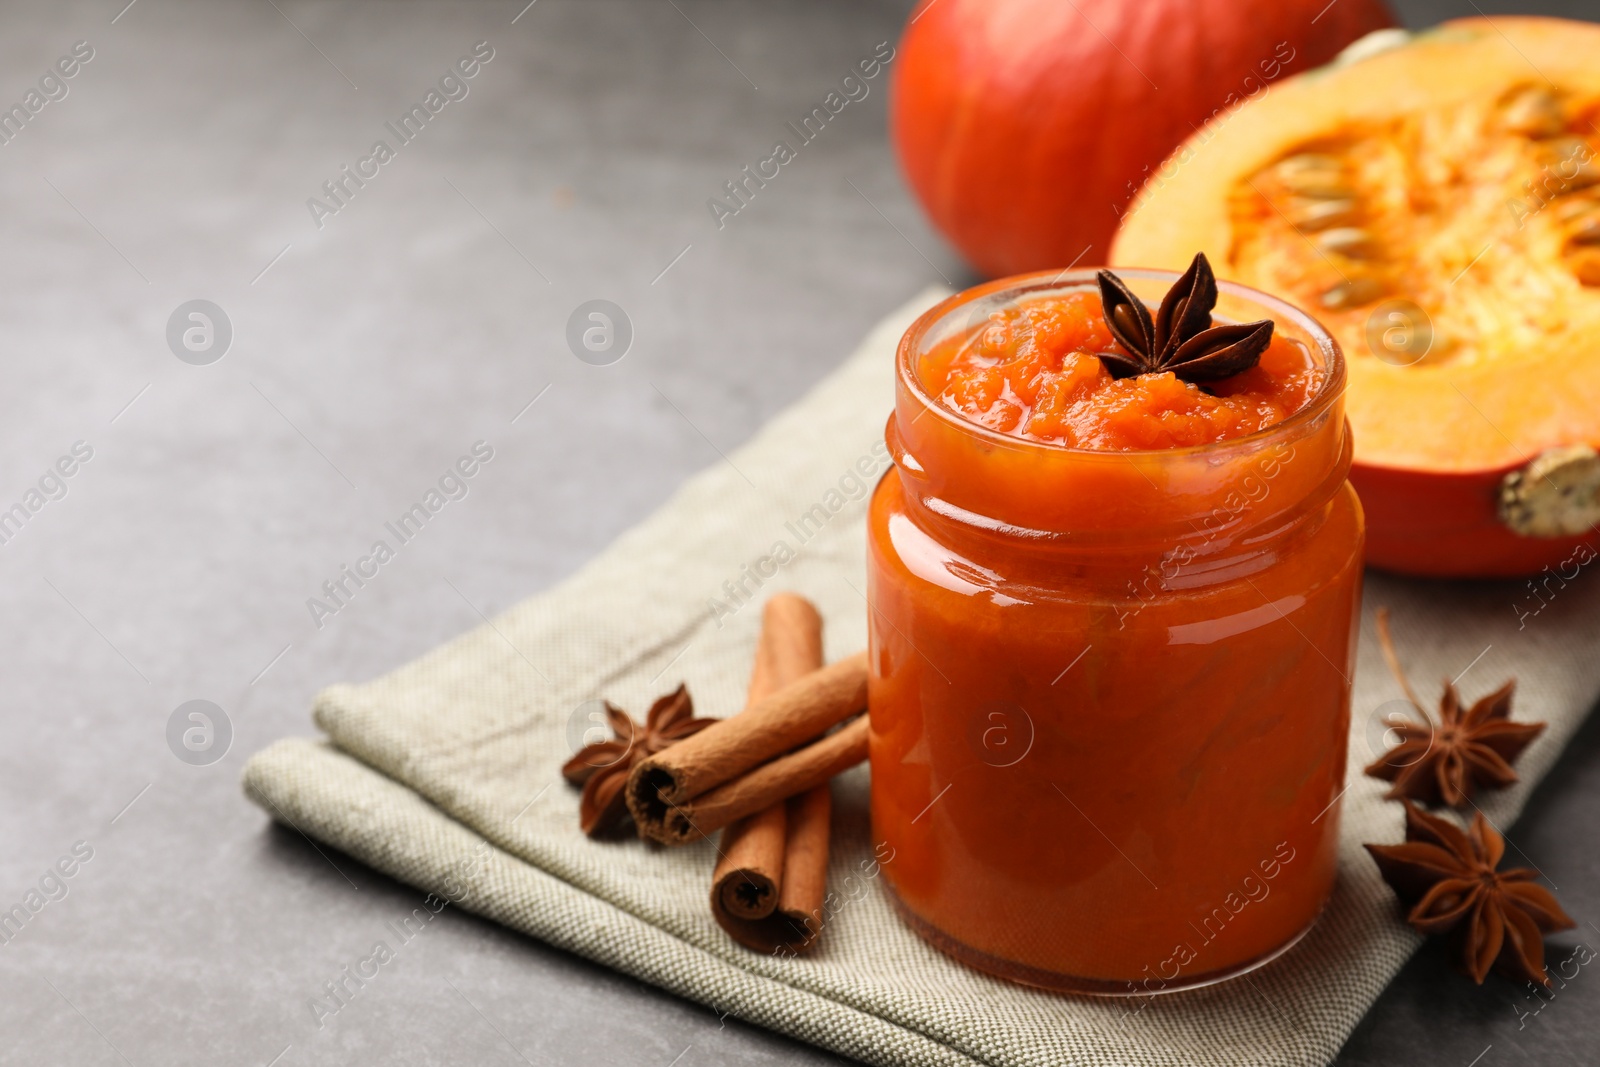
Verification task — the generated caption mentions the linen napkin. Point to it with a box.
[243,287,1600,1067]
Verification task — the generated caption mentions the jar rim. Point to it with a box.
[897,267,1346,460]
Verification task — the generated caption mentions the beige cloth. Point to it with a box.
[243,288,1600,1067]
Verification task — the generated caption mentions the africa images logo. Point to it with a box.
[705,41,894,229]
[306,42,496,230]
[0,40,94,147]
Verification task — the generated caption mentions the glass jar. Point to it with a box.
[866,268,1364,995]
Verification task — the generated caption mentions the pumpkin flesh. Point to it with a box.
[1227,83,1600,473]
[1112,19,1600,576]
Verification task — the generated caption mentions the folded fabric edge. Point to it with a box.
[240,737,987,1067]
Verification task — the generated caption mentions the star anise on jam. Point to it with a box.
[561,685,717,837]
[1366,800,1574,986]
[1363,607,1545,808]
[1095,252,1275,382]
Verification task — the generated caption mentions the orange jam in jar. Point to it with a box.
[925,288,1325,449]
[866,268,1364,994]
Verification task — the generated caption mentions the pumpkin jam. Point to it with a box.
[926,290,1324,450]
[867,269,1364,993]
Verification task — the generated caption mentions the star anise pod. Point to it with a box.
[561,685,717,837]
[1366,800,1574,985]
[1363,607,1545,808]
[1095,252,1274,382]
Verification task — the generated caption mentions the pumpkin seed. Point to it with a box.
[1569,161,1600,191]
[1290,184,1356,200]
[1556,196,1599,222]
[1501,86,1566,138]
[1316,227,1376,257]
[1291,198,1359,232]
[1275,153,1344,176]
[1269,154,1350,195]
[1320,276,1385,310]
[1545,137,1600,190]
[1572,250,1600,287]
[1568,216,1600,246]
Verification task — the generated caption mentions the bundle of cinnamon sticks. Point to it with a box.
[564,592,869,954]
[643,594,866,952]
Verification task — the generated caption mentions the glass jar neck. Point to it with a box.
[890,270,1350,552]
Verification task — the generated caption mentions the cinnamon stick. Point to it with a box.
[713,803,788,919]
[714,785,832,953]
[627,649,867,842]
[711,594,822,925]
[746,592,825,702]
[772,784,831,948]
[670,715,866,844]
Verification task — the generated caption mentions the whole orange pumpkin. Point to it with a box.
[890,0,1396,277]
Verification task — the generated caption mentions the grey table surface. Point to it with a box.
[2,1,1597,1065]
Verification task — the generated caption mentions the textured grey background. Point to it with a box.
[0,2,1595,1065]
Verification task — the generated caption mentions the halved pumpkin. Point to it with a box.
[1111,18,1600,578]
